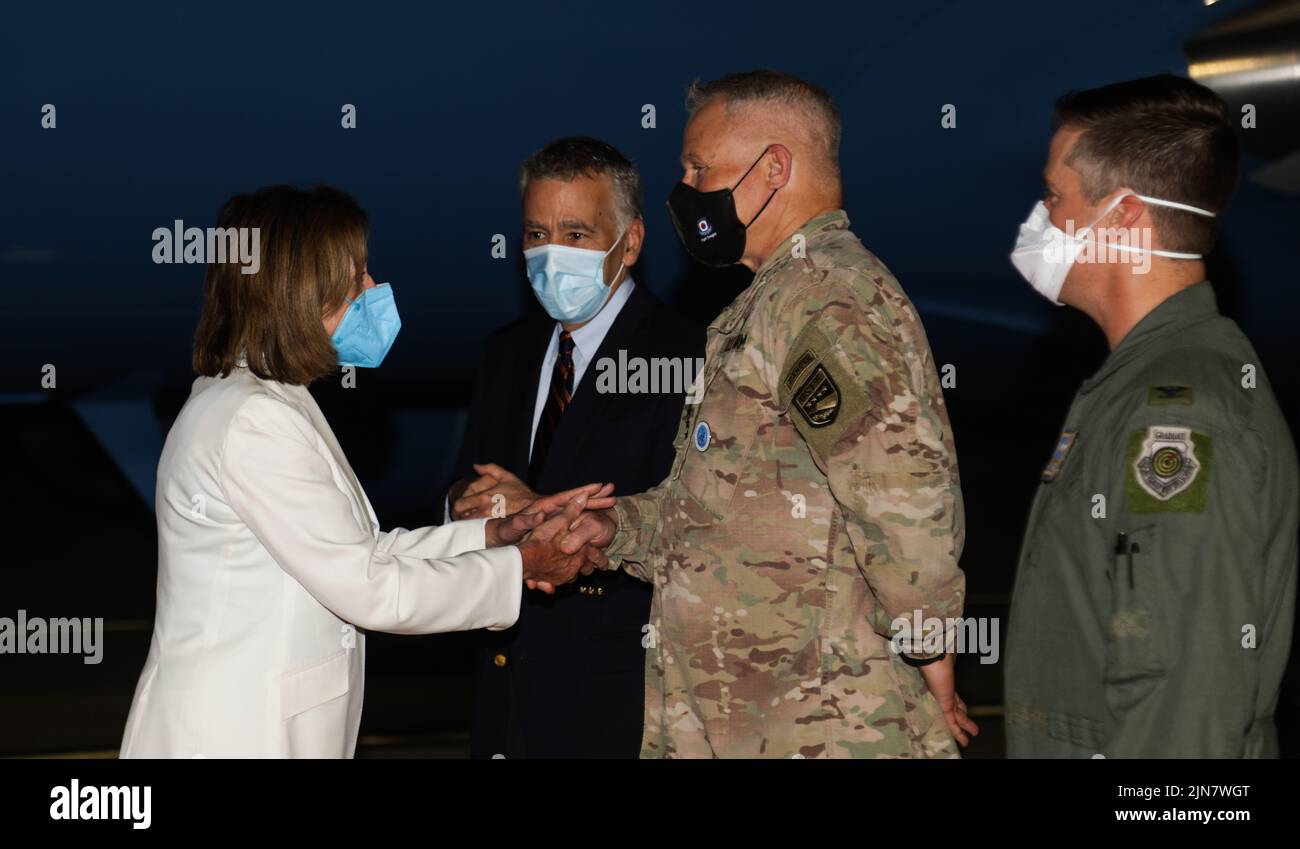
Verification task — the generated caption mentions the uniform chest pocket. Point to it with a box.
[676,347,766,521]
[1025,434,1097,562]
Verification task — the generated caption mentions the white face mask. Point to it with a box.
[1010,193,1216,305]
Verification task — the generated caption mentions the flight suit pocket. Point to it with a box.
[1103,526,1167,703]
[279,651,351,720]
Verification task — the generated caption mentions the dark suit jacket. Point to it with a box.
[445,281,703,758]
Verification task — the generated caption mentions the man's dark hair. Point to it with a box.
[518,136,643,228]
[1053,74,1239,255]
[685,69,841,177]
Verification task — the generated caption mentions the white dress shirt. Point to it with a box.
[445,277,636,521]
[527,277,635,460]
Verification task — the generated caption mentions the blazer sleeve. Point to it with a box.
[219,396,522,635]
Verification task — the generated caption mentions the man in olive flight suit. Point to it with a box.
[558,70,979,758]
[1005,75,1298,757]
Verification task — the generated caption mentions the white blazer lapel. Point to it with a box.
[273,382,380,534]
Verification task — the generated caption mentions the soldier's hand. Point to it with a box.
[523,503,616,592]
[919,653,979,746]
[524,480,616,518]
[516,495,592,593]
[482,482,612,546]
[557,507,618,556]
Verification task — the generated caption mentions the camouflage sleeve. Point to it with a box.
[757,269,965,655]
[605,487,667,583]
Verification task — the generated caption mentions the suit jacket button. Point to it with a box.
[493,653,508,667]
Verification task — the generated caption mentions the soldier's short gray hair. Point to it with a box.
[518,136,643,230]
[684,70,841,176]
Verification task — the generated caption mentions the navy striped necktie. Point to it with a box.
[528,330,575,487]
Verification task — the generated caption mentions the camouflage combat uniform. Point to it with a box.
[604,210,966,758]
[1006,281,1298,757]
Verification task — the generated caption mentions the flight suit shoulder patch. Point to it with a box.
[1041,429,1077,482]
[1147,384,1194,406]
[1125,425,1212,513]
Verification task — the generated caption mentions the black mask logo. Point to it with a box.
[667,147,778,267]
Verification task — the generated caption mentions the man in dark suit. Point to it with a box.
[443,136,703,758]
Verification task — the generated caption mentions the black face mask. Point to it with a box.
[667,147,778,267]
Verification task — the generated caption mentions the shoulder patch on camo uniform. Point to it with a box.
[1126,426,1212,513]
[794,364,840,427]
[778,320,868,461]
[1147,385,1194,406]
[783,349,818,392]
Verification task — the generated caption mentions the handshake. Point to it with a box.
[466,464,618,594]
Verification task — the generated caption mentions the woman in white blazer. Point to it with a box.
[120,185,608,758]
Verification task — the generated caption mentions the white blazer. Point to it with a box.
[120,366,521,758]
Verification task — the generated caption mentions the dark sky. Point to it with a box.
[6,0,1293,396]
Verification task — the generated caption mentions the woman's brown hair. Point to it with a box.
[192,184,368,385]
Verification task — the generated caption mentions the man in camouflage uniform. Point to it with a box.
[1005,75,1298,757]
[563,71,977,758]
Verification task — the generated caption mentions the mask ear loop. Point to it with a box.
[1138,195,1216,257]
[330,294,358,344]
[1137,195,1217,218]
[732,146,780,228]
[332,293,358,327]
[744,187,779,228]
[731,145,772,190]
[1080,192,1129,239]
[602,227,630,286]
[1086,193,1217,259]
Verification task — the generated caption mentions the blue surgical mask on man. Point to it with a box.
[331,283,402,368]
[524,230,627,324]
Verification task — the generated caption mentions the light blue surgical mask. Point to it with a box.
[524,230,626,323]
[331,282,401,368]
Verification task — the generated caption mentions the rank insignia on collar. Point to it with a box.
[1148,385,1194,406]
[793,363,840,428]
[1133,426,1200,501]
[1041,429,1077,482]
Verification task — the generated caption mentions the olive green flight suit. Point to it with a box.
[1006,281,1298,757]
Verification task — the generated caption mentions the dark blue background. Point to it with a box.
[3,0,1298,759]
[2,0,1296,537]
